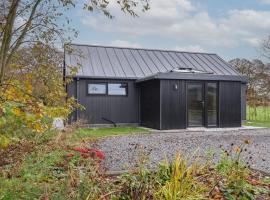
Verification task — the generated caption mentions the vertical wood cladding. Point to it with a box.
[160,80,186,130]
[66,79,77,122]
[219,81,241,127]
[241,84,247,120]
[75,79,139,124]
[140,80,161,129]
[67,77,243,129]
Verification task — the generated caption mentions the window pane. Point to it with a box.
[187,83,203,126]
[88,83,106,94]
[207,83,217,126]
[108,83,127,95]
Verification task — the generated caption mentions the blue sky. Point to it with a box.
[68,0,270,61]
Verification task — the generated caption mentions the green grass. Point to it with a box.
[245,106,270,128]
[0,148,69,199]
[75,126,149,138]
[0,127,149,199]
[244,121,270,128]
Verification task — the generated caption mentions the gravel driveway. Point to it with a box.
[94,128,270,173]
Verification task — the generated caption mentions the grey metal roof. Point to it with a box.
[64,44,244,81]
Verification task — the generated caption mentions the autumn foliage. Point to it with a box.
[0,44,78,148]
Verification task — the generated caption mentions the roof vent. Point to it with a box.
[170,67,212,74]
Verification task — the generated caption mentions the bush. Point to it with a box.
[215,141,264,199]
[0,78,78,148]
[155,154,207,200]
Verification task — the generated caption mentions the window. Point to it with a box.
[88,83,106,94]
[108,83,127,96]
[207,82,217,126]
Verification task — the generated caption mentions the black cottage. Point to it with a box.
[65,44,247,130]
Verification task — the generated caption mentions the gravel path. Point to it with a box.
[94,128,270,173]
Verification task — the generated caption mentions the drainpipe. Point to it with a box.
[76,77,80,121]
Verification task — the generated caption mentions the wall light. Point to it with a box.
[173,84,178,90]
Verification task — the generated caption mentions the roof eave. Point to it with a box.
[65,75,138,80]
[136,73,248,83]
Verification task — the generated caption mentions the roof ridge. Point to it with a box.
[66,43,217,56]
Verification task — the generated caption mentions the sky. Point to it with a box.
[67,0,270,62]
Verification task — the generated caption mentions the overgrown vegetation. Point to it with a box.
[0,127,269,200]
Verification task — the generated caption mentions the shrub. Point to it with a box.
[215,140,263,199]
[155,154,207,200]
[0,78,78,148]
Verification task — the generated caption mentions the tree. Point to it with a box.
[262,35,270,60]
[0,0,150,147]
[0,0,150,84]
[229,58,270,120]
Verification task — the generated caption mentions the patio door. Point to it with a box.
[187,82,204,127]
[187,82,218,127]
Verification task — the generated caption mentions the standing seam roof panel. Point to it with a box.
[153,51,173,71]
[211,55,240,75]
[80,46,94,76]
[87,47,96,76]
[161,52,180,69]
[105,48,126,77]
[194,53,223,74]
[65,53,72,75]
[187,53,212,73]
[130,49,153,76]
[191,53,221,74]
[175,53,199,71]
[167,52,189,69]
[201,54,231,75]
[69,52,83,76]
[182,53,208,73]
[113,48,137,77]
[138,50,161,74]
[207,55,233,75]
[96,47,116,77]
[65,44,241,78]
[112,48,128,77]
[146,51,167,72]
[195,54,221,75]
[104,48,119,76]
[74,45,85,76]
[88,47,106,77]
[122,49,145,77]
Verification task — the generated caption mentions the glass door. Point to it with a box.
[187,82,204,127]
[187,82,218,127]
[206,82,218,127]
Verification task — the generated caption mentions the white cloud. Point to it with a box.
[173,45,205,52]
[110,40,141,48]
[258,0,270,4]
[81,0,270,49]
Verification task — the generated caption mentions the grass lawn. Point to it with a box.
[245,106,270,128]
[75,126,149,138]
[244,121,270,128]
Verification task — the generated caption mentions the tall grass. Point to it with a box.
[155,154,207,200]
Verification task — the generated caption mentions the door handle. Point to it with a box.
[201,101,205,108]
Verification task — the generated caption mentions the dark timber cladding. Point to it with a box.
[65,44,248,129]
[219,82,242,127]
[160,80,186,129]
[68,78,139,125]
[140,80,160,129]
